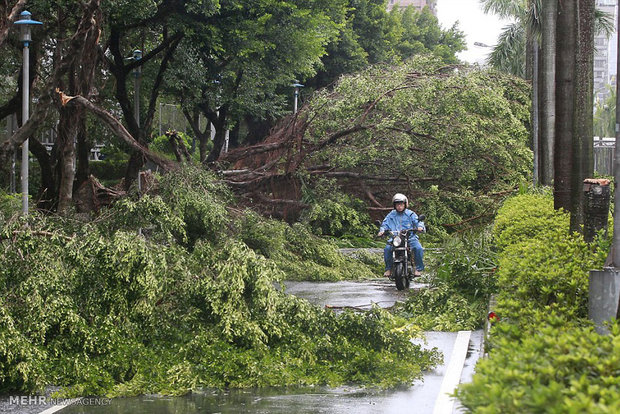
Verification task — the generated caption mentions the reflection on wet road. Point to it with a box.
[281,278,429,310]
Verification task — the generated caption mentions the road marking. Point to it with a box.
[433,330,471,414]
[38,399,80,414]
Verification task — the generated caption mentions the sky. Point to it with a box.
[435,0,513,65]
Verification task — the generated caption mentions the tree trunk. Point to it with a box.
[56,105,80,213]
[107,27,183,190]
[183,108,211,163]
[57,91,176,172]
[570,0,595,232]
[531,38,540,186]
[55,0,102,214]
[541,0,556,186]
[206,107,229,163]
[29,138,56,210]
[76,116,90,186]
[554,0,576,211]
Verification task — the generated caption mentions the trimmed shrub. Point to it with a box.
[456,192,617,412]
[493,193,568,251]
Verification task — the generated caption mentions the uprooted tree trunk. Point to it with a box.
[214,64,531,229]
[217,111,373,220]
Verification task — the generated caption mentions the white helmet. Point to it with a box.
[392,193,408,208]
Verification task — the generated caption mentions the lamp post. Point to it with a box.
[292,81,304,114]
[14,11,42,216]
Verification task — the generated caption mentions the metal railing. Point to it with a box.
[594,137,615,176]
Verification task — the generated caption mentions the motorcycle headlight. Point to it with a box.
[393,235,402,247]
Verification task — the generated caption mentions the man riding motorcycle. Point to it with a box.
[377,193,425,278]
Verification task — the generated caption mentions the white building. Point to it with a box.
[595,0,617,104]
[387,0,437,15]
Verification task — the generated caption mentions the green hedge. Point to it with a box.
[457,192,618,413]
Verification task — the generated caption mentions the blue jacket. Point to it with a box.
[380,209,425,243]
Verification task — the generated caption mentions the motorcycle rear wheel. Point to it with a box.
[394,262,409,291]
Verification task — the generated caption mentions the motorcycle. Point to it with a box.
[378,214,425,291]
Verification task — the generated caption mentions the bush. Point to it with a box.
[0,167,439,395]
[496,232,604,318]
[458,321,620,413]
[434,229,497,300]
[394,229,497,331]
[493,193,608,317]
[456,192,618,412]
[302,194,374,238]
[493,192,568,251]
[395,285,486,331]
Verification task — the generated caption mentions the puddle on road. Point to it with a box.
[59,386,425,414]
[280,278,430,310]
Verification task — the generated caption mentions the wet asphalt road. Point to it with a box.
[281,278,429,310]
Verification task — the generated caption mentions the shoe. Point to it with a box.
[383,270,391,278]
[414,270,422,277]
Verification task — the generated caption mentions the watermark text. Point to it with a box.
[8,396,111,406]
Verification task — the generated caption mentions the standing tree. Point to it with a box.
[570,0,595,232]
[540,0,556,186]
[55,0,102,213]
[166,0,345,163]
[554,0,577,212]
[555,0,595,233]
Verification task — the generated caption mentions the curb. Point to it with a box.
[432,330,472,414]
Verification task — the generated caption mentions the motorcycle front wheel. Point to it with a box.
[393,262,409,291]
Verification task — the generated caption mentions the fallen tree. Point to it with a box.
[217,56,532,234]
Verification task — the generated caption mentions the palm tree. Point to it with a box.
[540,0,555,187]
[480,0,533,78]
[481,0,612,78]
[570,0,596,232]
[482,0,605,231]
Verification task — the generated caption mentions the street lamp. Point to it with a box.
[14,11,42,216]
[292,81,304,114]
